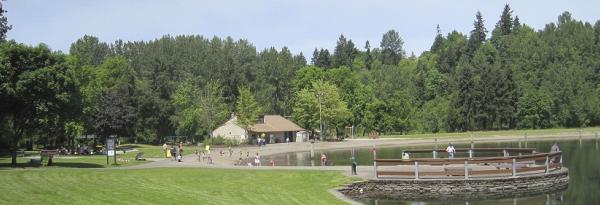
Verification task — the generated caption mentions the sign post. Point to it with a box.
[106,137,115,166]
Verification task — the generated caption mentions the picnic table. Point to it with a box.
[39,150,59,166]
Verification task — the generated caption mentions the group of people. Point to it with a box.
[162,142,184,162]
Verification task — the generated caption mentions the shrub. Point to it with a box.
[202,136,239,146]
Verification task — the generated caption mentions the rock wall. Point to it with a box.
[339,168,569,201]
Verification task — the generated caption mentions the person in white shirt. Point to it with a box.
[446,143,456,159]
[254,153,261,166]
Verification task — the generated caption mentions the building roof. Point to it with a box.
[248,115,304,133]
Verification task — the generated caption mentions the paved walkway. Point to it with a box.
[127,132,593,180]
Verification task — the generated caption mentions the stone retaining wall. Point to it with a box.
[339,168,569,201]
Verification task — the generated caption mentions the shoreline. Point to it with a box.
[130,131,598,170]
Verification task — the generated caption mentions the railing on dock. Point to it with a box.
[373,148,562,179]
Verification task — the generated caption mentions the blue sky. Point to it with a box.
[5,0,600,56]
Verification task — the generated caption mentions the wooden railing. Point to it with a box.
[402,147,536,158]
[374,149,563,179]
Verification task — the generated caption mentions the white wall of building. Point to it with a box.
[212,122,247,142]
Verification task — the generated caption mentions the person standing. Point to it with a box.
[551,142,560,152]
[320,153,327,166]
[446,143,456,159]
[207,150,213,165]
[254,153,261,166]
[170,146,177,161]
[178,142,184,155]
[162,143,168,158]
[550,142,561,165]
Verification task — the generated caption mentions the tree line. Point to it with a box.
[2,4,600,163]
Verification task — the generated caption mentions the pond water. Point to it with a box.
[269,138,600,204]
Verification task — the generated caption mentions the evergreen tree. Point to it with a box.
[431,24,445,53]
[333,34,358,68]
[467,12,487,56]
[513,16,521,31]
[316,49,331,68]
[456,65,476,131]
[497,4,513,35]
[311,48,319,65]
[294,52,307,66]
[365,41,373,70]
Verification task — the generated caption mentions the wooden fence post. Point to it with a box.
[512,158,517,177]
[545,155,549,174]
[464,160,469,179]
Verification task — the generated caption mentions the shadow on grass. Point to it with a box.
[0,162,105,169]
[50,162,105,168]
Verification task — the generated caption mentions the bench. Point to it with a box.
[135,152,146,161]
[40,150,59,166]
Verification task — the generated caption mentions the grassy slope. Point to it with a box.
[0,168,353,205]
[364,127,600,139]
[0,144,168,168]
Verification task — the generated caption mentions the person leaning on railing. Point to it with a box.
[446,143,456,159]
[550,142,561,165]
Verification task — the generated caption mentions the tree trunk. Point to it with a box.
[11,148,17,167]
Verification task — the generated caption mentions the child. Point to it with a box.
[177,153,182,162]
[254,153,261,166]
[207,151,213,165]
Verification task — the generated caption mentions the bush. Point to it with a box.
[202,136,239,146]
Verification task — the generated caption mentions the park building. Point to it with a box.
[212,114,306,144]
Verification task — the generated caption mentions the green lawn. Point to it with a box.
[0,144,183,168]
[362,127,600,139]
[119,144,167,158]
[0,168,354,205]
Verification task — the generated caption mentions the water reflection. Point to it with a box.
[268,138,600,204]
[362,192,565,205]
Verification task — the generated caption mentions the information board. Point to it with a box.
[107,138,115,156]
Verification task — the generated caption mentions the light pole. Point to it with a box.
[317,92,323,141]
